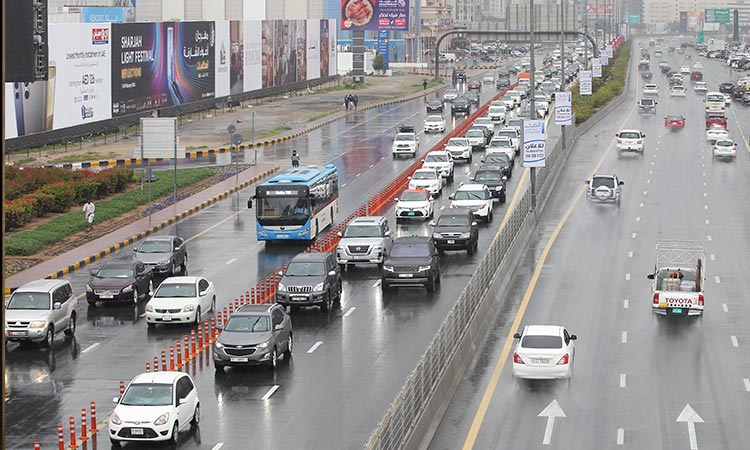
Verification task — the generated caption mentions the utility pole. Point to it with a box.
[583,0,589,69]
[529,0,537,211]
[560,0,566,151]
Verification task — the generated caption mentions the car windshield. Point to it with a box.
[390,243,430,257]
[6,292,50,310]
[426,116,442,123]
[466,130,483,138]
[619,132,641,139]
[437,215,470,227]
[716,141,733,147]
[645,85,657,89]
[475,171,502,182]
[136,241,172,253]
[95,267,134,278]
[485,154,510,164]
[412,171,437,180]
[490,140,511,148]
[454,190,488,200]
[592,177,615,188]
[395,134,414,142]
[154,283,197,298]
[507,120,522,128]
[497,131,515,139]
[522,335,563,349]
[120,383,173,407]
[344,225,382,238]
[285,262,326,277]
[401,191,427,202]
[445,89,457,95]
[224,315,271,332]
[475,118,491,125]
[489,106,505,114]
[448,139,468,147]
[425,154,448,163]
[428,100,442,106]
[666,115,682,120]
[641,100,654,105]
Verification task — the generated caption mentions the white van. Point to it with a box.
[704,92,725,113]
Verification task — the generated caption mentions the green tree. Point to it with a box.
[372,53,386,72]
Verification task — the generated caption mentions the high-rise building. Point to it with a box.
[642,0,735,25]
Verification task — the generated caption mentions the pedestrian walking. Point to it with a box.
[83,199,95,230]
[344,94,351,110]
[352,94,358,110]
[423,79,428,90]
[291,150,300,167]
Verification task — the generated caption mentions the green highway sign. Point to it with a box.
[697,31,705,44]
[705,8,730,24]
[624,14,640,25]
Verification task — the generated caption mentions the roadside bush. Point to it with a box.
[26,192,56,217]
[39,181,75,213]
[572,41,631,124]
[74,181,101,204]
[5,199,33,230]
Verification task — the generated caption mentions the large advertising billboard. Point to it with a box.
[341,0,409,31]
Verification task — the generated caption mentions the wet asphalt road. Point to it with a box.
[4,62,561,449]
[428,43,750,450]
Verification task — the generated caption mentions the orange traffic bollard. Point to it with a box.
[197,324,204,349]
[146,362,151,372]
[234,298,240,310]
[69,416,77,449]
[210,316,217,340]
[80,408,88,441]
[203,320,210,347]
[161,350,167,372]
[229,302,235,314]
[191,330,197,357]
[119,380,125,395]
[184,334,190,360]
[90,401,97,433]
[176,340,183,368]
[223,306,229,323]
[34,441,40,450]
[153,356,159,372]
[58,424,65,450]
[246,291,250,304]
[169,346,175,371]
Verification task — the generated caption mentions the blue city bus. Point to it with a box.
[248,164,339,241]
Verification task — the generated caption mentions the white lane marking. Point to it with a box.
[710,254,715,261]
[225,258,237,265]
[636,217,641,222]
[646,179,651,184]
[307,341,323,353]
[628,251,633,258]
[648,170,653,175]
[81,343,100,354]
[440,205,446,210]
[260,385,280,400]
[701,163,705,168]
[356,173,361,177]
[617,428,625,446]
[703,182,707,186]
[715,276,720,284]
[705,219,710,225]
[621,331,628,343]
[380,156,385,160]
[704,205,709,210]
[372,280,381,288]
[369,164,374,168]
[341,183,347,187]
[643,190,648,196]
[623,299,629,309]
[651,161,655,166]
[639,203,644,208]
[343,307,356,318]
[211,444,224,450]
[632,233,637,239]
[702,172,706,177]
[722,303,729,313]
[707,235,713,241]
[744,378,750,392]
[625,273,631,281]
[703,192,707,197]
[620,373,627,388]
[731,336,739,347]
[139,313,146,318]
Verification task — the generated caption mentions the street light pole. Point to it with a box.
[529,0,537,211]
[561,0,566,151]
[584,0,589,69]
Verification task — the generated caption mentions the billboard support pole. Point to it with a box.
[529,0,537,212]
[173,119,178,213]
[560,0,566,152]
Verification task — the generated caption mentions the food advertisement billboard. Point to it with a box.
[341,0,409,31]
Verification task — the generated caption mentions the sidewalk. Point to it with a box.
[5,163,278,290]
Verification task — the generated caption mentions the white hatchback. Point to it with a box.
[680,66,691,74]
[713,139,737,159]
[512,325,577,380]
[110,371,199,445]
[706,126,728,144]
[642,84,659,95]
[145,276,216,327]
[670,85,687,97]
[408,168,444,197]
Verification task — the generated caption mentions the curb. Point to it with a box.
[4,166,279,295]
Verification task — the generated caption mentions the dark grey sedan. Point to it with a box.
[86,261,153,305]
[133,235,188,276]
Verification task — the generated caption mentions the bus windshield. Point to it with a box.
[257,195,310,226]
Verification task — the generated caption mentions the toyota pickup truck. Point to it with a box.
[646,240,705,317]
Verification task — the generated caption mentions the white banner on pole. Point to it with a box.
[593,59,602,77]
[606,44,613,57]
[522,119,547,168]
[579,70,593,95]
[601,54,610,66]
[554,92,572,125]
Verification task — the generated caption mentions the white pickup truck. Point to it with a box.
[646,240,705,317]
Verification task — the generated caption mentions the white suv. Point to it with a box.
[5,279,77,348]
[408,168,444,197]
[494,128,520,155]
[585,174,624,205]
[445,138,473,162]
[449,183,495,223]
[421,151,455,181]
[423,115,446,133]
[486,137,515,160]
[392,126,419,158]
[615,129,646,154]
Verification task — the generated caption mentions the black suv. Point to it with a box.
[719,82,735,94]
[452,69,467,83]
[431,209,479,255]
[451,96,472,116]
[213,303,292,371]
[471,165,507,203]
[275,252,342,312]
[480,152,514,179]
[381,236,441,292]
[426,98,445,113]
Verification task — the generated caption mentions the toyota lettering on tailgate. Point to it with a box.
[664,296,694,306]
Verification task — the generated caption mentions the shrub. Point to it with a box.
[74,181,100,204]
[5,199,33,230]
[26,192,55,217]
[39,181,75,213]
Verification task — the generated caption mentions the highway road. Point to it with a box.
[4,61,564,449]
[428,41,750,450]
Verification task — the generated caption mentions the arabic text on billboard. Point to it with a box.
[341,0,409,31]
[82,7,135,23]
[522,119,546,168]
[554,92,572,126]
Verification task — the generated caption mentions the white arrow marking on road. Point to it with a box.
[620,373,627,388]
[715,276,721,284]
[731,336,739,347]
[707,235,712,241]
[538,399,566,445]
[710,254,715,261]
[625,273,631,281]
[676,404,704,450]
[722,303,728,313]
[628,251,633,258]
[621,331,628,343]
[225,258,237,265]
[211,443,224,450]
[623,299,629,309]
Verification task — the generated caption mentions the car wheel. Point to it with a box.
[211,296,216,312]
[268,347,278,370]
[284,333,293,357]
[41,327,54,348]
[171,261,178,276]
[169,422,179,445]
[500,192,507,204]
[132,287,139,304]
[214,362,225,372]
[193,307,201,325]
[427,276,436,293]
[191,404,200,427]
[377,261,384,271]
[438,248,445,255]
[487,211,493,223]
[335,281,342,302]
[87,299,97,307]
[340,263,347,272]
[467,244,475,256]
[381,280,390,293]
[64,315,76,337]
[448,172,454,182]
[110,438,121,447]
[468,155,473,163]
[392,154,397,159]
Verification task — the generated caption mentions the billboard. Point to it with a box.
[341,0,409,31]
[522,119,546,168]
[215,21,230,98]
[81,7,135,23]
[306,19,321,81]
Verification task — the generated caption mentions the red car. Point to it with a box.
[705,113,727,129]
[467,80,482,92]
[690,71,703,81]
[664,115,685,130]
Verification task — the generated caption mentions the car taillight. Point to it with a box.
[556,354,569,365]
[698,294,704,306]
[653,293,659,305]
[513,352,524,364]
[617,139,623,144]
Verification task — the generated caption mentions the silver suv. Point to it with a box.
[5,279,77,348]
[336,216,393,270]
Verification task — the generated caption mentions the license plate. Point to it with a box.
[292,296,307,301]
[447,240,455,244]
[162,315,172,321]
[100,294,113,299]
[230,357,249,363]
[671,308,683,314]
[532,358,550,364]
[407,212,415,216]
[130,428,144,436]
[9,331,26,337]
[399,273,413,278]
[277,234,288,238]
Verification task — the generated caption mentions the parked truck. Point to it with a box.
[646,240,705,317]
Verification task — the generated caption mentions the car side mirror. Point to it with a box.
[328,270,336,277]
[53,302,62,310]
[642,134,646,137]
[619,181,625,185]
[570,334,578,340]
[471,221,478,227]
[469,176,475,181]
[247,198,253,209]
[274,324,284,332]
[199,290,207,297]
[513,332,521,339]
[90,269,98,276]
[384,230,391,237]
[178,398,188,406]
[133,248,138,252]
[584,180,590,184]
[113,396,120,404]
[647,273,655,280]
[502,176,507,181]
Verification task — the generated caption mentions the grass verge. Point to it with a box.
[5,168,215,256]
[572,41,631,124]
[261,125,293,138]
[50,152,120,164]
[308,110,340,122]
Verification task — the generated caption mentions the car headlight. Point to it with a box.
[432,233,442,239]
[496,186,503,191]
[418,266,432,272]
[314,282,325,292]
[337,244,345,251]
[158,260,171,266]
[86,284,93,293]
[110,413,122,425]
[277,282,287,292]
[214,341,224,349]
[182,304,195,312]
[461,232,471,238]
[257,341,270,349]
[154,412,169,426]
[122,284,134,293]
[145,304,154,312]
[383,265,394,272]
[29,321,47,328]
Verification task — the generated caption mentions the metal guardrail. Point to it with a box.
[364,115,578,450]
